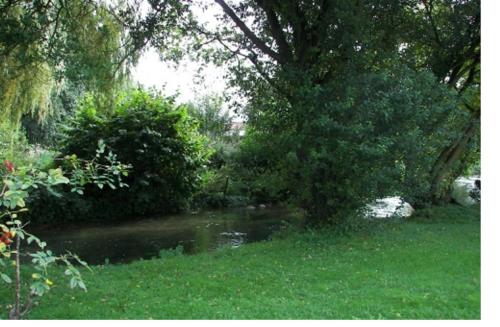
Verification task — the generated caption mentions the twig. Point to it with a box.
[8,234,21,319]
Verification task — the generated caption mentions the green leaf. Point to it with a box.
[77,280,87,292]
[1,273,12,283]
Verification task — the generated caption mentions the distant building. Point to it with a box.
[228,121,245,136]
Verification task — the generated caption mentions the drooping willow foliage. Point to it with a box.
[0,0,135,125]
[0,58,54,123]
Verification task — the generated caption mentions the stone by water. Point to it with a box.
[366,196,415,218]
[451,175,480,206]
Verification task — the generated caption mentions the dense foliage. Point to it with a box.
[236,65,465,224]
[0,0,134,124]
[26,90,210,223]
[398,0,480,202]
[135,0,479,224]
[1,0,481,227]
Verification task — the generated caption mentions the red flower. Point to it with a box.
[3,160,15,173]
[0,232,13,245]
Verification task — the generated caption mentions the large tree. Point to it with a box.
[197,0,479,205]
[135,0,478,222]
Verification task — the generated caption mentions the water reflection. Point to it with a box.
[30,207,298,265]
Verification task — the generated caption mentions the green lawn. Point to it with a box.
[1,205,480,319]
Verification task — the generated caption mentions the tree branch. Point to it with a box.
[214,0,283,64]
[423,0,442,47]
[254,0,291,62]
[195,24,287,98]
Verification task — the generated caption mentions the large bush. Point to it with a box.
[55,89,210,220]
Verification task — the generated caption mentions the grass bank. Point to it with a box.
[1,205,480,319]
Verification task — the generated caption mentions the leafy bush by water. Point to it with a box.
[28,89,211,223]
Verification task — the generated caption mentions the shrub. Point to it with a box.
[54,89,210,221]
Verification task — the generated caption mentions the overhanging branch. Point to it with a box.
[254,0,291,62]
[214,0,283,64]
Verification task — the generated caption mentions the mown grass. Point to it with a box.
[0,204,480,319]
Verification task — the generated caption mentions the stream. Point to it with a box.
[29,207,299,265]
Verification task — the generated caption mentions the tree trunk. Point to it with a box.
[429,115,479,203]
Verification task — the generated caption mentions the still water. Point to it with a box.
[30,207,299,265]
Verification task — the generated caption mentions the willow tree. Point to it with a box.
[0,0,134,124]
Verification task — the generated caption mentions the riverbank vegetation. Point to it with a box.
[1,0,481,320]
[0,204,480,319]
[1,0,481,224]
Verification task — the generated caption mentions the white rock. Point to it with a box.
[451,175,480,206]
[366,196,415,218]
[220,231,247,237]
